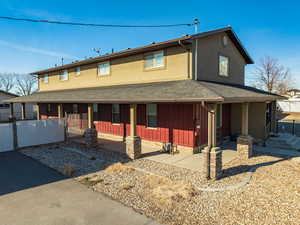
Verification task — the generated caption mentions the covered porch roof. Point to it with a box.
[7,80,284,104]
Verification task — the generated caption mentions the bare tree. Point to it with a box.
[15,74,38,96]
[253,56,292,94]
[0,72,16,92]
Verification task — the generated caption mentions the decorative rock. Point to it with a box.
[84,128,98,148]
[237,135,253,160]
[126,136,141,159]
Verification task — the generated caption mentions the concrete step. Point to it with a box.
[266,133,300,151]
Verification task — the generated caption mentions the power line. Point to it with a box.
[0,16,194,28]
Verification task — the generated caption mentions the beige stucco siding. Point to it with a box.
[231,102,267,140]
[195,32,246,85]
[249,102,267,140]
[39,46,191,91]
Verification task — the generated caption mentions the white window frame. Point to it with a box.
[112,104,120,124]
[98,61,110,76]
[42,74,49,83]
[75,66,80,76]
[146,104,158,128]
[144,51,165,69]
[59,69,69,81]
[219,55,229,77]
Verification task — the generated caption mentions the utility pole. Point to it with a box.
[61,57,64,66]
[193,18,200,34]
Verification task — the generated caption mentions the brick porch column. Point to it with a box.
[126,104,141,159]
[85,103,98,148]
[202,103,222,180]
[237,102,253,159]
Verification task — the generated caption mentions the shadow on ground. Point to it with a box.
[0,151,67,196]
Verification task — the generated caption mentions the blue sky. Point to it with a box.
[0,0,300,86]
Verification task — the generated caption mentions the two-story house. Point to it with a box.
[8,27,283,179]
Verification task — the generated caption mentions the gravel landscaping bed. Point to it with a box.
[21,144,300,225]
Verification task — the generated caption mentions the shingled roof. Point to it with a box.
[31,27,253,75]
[7,80,283,104]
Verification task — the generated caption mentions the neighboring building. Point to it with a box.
[286,89,300,97]
[0,90,36,121]
[8,27,283,179]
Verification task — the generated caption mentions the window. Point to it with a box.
[216,104,222,128]
[93,103,98,112]
[59,70,69,81]
[75,67,80,75]
[147,104,157,127]
[0,104,10,108]
[42,74,49,83]
[73,104,78,113]
[112,104,120,123]
[98,62,110,76]
[219,55,229,76]
[144,51,164,69]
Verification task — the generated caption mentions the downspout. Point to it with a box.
[194,38,198,80]
[178,39,191,79]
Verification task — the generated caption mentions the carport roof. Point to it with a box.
[7,80,284,104]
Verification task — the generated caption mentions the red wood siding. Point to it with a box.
[94,103,195,147]
[194,103,208,146]
[39,103,58,118]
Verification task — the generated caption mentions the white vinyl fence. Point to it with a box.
[0,118,65,152]
[277,100,300,113]
[0,123,14,152]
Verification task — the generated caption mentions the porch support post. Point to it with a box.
[85,103,98,148]
[202,103,222,180]
[9,103,14,119]
[21,103,26,120]
[58,104,63,118]
[270,101,277,133]
[237,102,253,159]
[36,103,40,120]
[126,104,141,159]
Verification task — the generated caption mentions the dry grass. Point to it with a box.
[104,163,135,174]
[120,183,135,190]
[80,175,104,186]
[62,164,76,177]
[142,174,198,209]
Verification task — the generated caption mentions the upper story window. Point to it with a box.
[98,61,110,76]
[59,69,69,81]
[219,55,229,77]
[144,51,164,69]
[42,74,49,83]
[75,66,80,75]
[112,104,120,123]
[147,104,157,128]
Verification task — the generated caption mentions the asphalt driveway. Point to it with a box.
[0,151,160,225]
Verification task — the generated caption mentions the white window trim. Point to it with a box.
[59,69,69,81]
[219,55,229,77]
[146,104,158,128]
[98,61,110,76]
[144,50,165,70]
[112,104,120,124]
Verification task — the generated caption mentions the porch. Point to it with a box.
[7,80,283,180]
